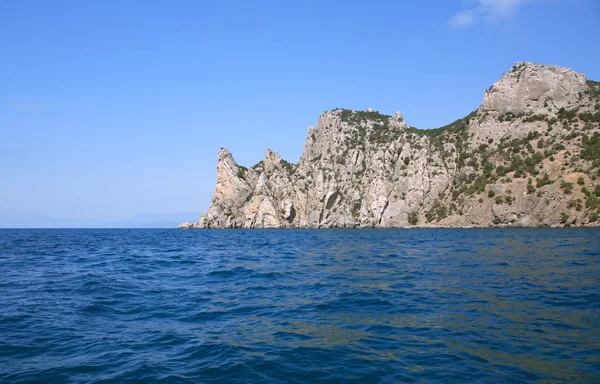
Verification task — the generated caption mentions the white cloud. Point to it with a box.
[448,9,476,27]
[448,0,529,27]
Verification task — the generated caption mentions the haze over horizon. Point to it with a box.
[2,0,600,226]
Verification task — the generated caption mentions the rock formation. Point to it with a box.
[181,62,600,228]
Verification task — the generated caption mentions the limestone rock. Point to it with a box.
[482,62,587,115]
[565,216,576,227]
[180,62,600,229]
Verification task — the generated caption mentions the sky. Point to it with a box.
[1,0,599,225]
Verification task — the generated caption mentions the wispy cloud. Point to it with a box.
[448,9,477,27]
[448,0,529,27]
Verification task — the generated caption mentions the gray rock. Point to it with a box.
[180,62,600,229]
[512,216,538,228]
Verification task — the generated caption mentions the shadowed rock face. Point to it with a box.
[183,62,600,228]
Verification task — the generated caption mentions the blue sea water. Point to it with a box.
[0,229,598,383]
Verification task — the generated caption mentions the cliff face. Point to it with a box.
[180,62,600,228]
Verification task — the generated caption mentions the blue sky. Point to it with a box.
[1,0,599,225]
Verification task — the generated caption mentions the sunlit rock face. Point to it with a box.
[180,63,600,228]
[482,62,587,114]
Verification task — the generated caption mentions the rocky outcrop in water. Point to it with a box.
[182,62,600,228]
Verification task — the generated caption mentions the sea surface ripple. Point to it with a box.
[0,229,599,383]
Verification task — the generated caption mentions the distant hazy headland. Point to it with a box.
[1,213,199,229]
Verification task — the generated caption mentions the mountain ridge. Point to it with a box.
[181,62,600,228]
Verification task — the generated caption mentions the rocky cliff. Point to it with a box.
[180,62,600,228]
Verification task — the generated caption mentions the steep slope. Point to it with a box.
[180,62,600,228]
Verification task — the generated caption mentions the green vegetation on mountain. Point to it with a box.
[184,63,600,229]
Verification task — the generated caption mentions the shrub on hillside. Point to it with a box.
[560,181,574,194]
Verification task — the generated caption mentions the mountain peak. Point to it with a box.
[481,62,587,115]
[181,62,600,229]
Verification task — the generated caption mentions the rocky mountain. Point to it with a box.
[180,62,600,228]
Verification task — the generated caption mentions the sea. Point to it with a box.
[0,229,598,383]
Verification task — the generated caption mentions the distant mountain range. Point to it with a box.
[0,212,200,228]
